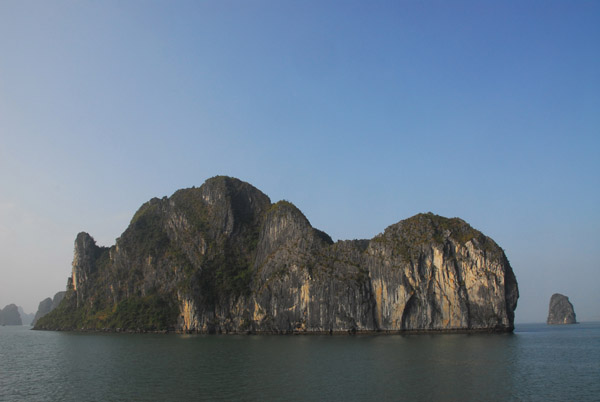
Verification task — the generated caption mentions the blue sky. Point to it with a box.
[1,1,598,322]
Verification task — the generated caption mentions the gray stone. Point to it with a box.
[547,293,577,325]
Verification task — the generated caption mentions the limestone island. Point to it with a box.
[34,176,519,334]
[547,293,577,325]
[0,304,23,326]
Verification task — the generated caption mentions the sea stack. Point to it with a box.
[547,293,577,325]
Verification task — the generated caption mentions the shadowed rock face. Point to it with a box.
[547,293,577,325]
[34,176,519,333]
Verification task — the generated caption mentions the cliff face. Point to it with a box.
[547,293,577,325]
[35,176,519,333]
[31,292,66,326]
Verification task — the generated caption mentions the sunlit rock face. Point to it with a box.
[72,232,106,308]
[34,176,519,333]
[547,293,577,325]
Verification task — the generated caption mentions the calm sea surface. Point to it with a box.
[1,323,599,401]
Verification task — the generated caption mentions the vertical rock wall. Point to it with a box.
[35,176,519,333]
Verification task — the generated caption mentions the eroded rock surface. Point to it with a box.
[34,176,519,333]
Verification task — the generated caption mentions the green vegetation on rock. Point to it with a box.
[36,289,178,331]
[373,213,502,262]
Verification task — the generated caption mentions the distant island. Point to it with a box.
[18,307,35,326]
[0,304,38,326]
[35,176,519,333]
[547,293,577,325]
[0,304,22,325]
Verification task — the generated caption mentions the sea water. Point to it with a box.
[1,323,599,401]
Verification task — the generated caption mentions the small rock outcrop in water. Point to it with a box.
[34,176,519,333]
[31,292,66,326]
[547,293,577,325]
[0,304,23,325]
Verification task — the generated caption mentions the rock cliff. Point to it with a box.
[34,176,519,333]
[0,304,23,325]
[31,292,66,326]
[547,293,577,325]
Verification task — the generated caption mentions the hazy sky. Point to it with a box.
[1,1,598,323]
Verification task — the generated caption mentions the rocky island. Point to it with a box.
[0,304,23,326]
[547,293,577,325]
[35,176,519,333]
